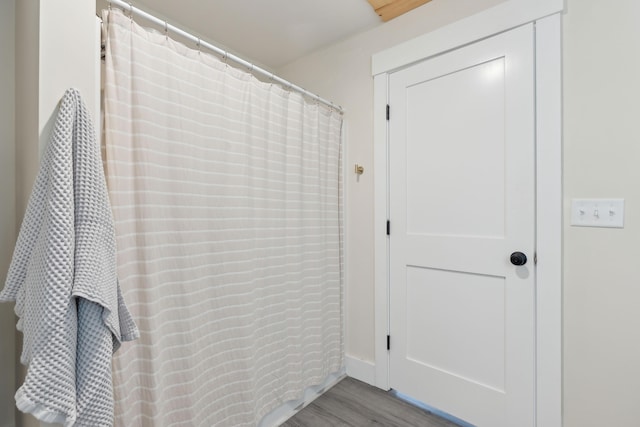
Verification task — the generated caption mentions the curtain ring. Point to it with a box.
[164,21,168,39]
[128,2,133,20]
[222,52,228,68]
[196,38,201,55]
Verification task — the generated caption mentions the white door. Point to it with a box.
[388,24,536,427]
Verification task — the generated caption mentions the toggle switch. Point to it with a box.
[570,199,624,228]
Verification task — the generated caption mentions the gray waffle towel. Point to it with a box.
[0,88,139,426]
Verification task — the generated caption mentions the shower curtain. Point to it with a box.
[103,9,343,426]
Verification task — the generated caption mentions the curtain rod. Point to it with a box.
[107,0,344,114]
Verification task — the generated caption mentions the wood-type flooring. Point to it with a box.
[281,377,463,427]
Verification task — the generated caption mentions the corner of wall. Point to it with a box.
[15,0,40,222]
[345,355,376,386]
[0,0,17,425]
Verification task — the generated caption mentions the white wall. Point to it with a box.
[277,0,506,366]
[562,0,640,425]
[15,0,40,223]
[0,0,17,426]
[13,2,39,425]
[38,0,99,149]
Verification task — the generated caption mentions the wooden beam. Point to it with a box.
[367,0,394,10]
[369,0,433,22]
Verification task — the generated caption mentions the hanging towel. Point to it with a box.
[0,88,139,426]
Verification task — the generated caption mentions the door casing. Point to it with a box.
[372,3,562,427]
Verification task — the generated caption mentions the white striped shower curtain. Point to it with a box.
[103,9,343,426]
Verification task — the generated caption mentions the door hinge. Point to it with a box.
[387,335,390,350]
[534,252,538,265]
[386,104,390,120]
[386,220,390,236]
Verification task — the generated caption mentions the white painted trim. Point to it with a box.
[534,13,563,427]
[372,8,563,427]
[372,0,564,76]
[345,355,377,386]
[373,73,390,390]
[341,118,349,370]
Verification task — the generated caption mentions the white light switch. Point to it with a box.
[570,199,624,228]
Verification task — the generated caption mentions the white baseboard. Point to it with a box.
[345,355,376,386]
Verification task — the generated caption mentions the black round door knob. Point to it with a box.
[510,252,528,266]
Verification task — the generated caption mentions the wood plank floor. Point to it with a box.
[281,377,462,427]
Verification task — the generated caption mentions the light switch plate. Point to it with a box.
[570,199,624,228]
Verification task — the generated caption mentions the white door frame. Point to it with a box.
[372,2,563,426]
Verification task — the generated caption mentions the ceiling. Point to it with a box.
[100,0,388,70]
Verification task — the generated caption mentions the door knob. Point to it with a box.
[510,252,527,266]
